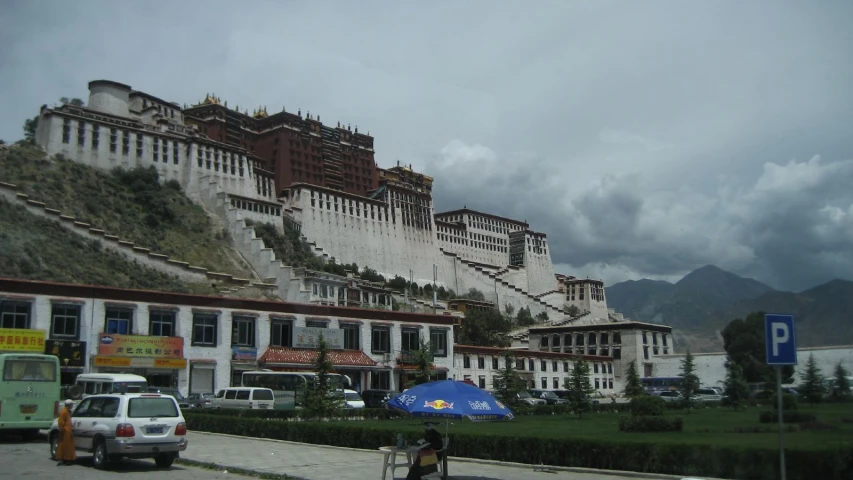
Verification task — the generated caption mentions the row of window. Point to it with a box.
[541,332,623,348]
[461,354,614,375]
[229,198,282,217]
[0,300,449,356]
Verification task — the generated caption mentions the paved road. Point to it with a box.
[0,433,245,479]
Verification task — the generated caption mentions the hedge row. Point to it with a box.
[193,403,638,420]
[185,412,853,480]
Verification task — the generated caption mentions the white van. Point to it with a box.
[212,387,275,410]
[72,373,148,400]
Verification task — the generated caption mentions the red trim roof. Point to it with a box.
[0,278,455,325]
[259,347,377,367]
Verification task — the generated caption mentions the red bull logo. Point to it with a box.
[424,399,454,410]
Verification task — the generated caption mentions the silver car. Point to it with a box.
[49,393,189,469]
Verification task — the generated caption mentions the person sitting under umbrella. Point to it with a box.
[406,438,439,480]
[422,421,444,460]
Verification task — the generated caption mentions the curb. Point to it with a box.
[176,457,307,480]
[186,431,724,480]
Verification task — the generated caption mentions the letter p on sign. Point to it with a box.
[764,314,797,366]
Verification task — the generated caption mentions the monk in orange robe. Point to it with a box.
[56,399,76,466]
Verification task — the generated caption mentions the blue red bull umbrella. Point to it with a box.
[386,379,514,421]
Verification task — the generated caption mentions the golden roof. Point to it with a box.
[252,106,269,119]
[202,93,221,105]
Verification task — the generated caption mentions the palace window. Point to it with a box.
[91,125,100,149]
[62,118,71,144]
[370,326,390,353]
[51,304,80,339]
[109,128,117,153]
[492,357,499,369]
[400,328,419,353]
[77,122,86,146]
[149,311,176,337]
[122,130,130,155]
[342,324,360,350]
[192,314,217,346]
[153,138,159,162]
[429,329,447,357]
[270,318,293,347]
[231,316,255,347]
[104,307,132,335]
[0,301,31,329]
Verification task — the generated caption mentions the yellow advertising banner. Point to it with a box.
[98,334,183,358]
[0,328,46,352]
[93,356,132,367]
[154,358,187,369]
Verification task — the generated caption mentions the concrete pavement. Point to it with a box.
[182,431,724,480]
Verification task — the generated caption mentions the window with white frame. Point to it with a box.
[104,307,132,334]
[192,314,217,346]
[231,316,255,347]
[0,301,31,329]
[541,377,547,389]
[50,304,79,339]
[149,311,176,337]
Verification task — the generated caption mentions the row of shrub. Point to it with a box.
[184,412,853,480]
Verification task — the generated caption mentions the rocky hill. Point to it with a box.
[608,265,852,352]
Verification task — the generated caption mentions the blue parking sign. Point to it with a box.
[765,314,797,365]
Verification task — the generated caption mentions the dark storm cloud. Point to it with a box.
[1,1,852,291]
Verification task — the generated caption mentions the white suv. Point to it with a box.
[49,393,189,469]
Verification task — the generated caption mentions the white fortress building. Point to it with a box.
[34,80,607,322]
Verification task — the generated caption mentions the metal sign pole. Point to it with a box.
[776,365,786,480]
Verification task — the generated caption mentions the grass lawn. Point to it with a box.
[323,403,853,451]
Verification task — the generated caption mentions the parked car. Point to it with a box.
[147,387,190,409]
[516,390,546,406]
[654,391,684,402]
[528,389,569,405]
[212,387,276,409]
[695,388,723,402]
[343,389,365,409]
[187,392,215,409]
[361,389,398,408]
[48,392,188,469]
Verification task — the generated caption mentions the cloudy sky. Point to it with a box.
[2,1,851,292]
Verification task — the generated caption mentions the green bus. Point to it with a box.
[0,353,61,439]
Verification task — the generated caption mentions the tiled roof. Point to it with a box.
[259,347,377,367]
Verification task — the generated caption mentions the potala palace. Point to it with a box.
[10,79,845,396]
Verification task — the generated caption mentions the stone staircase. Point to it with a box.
[0,180,266,296]
[441,250,566,318]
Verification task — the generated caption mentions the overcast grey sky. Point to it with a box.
[2,0,851,292]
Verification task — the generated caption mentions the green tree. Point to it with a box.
[564,358,595,419]
[722,359,750,410]
[623,360,645,398]
[23,116,38,143]
[678,350,700,411]
[492,352,525,406]
[535,311,549,323]
[721,312,794,383]
[411,339,434,386]
[59,97,85,107]
[832,362,851,399]
[504,304,515,317]
[359,267,384,283]
[303,334,343,418]
[799,353,824,405]
[456,308,511,347]
[566,304,581,317]
[463,287,486,301]
[515,307,535,327]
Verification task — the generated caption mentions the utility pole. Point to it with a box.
[409,269,415,313]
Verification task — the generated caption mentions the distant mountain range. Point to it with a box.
[606,265,853,353]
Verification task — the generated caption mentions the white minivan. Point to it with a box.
[72,373,149,400]
[212,387,275,409]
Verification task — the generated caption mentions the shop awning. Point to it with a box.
[259,347,377,368]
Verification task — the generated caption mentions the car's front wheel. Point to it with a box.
[49,434,59,460]
[92,441,109,470]
[154,454,175,468]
